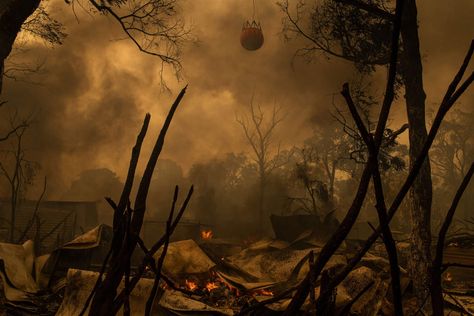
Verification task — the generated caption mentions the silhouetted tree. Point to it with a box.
[0,113,39,242]
[188,153,247,223]
[236,99,290,233]
[63,168,124,201]
[431,109,474,220]
[290,145,335,215]
[279,0,434,298]
[148,159,187,218]
[0,0,189,94]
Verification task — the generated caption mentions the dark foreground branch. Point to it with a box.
[431,162,474,315]
[282,2,405,313]
[144,186,178,316]
[328,38,474,294]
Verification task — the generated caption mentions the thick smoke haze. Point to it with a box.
[1,0,473,202]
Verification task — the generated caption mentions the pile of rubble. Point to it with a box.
[1,225,474,315]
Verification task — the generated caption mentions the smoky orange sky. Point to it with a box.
[1,0,473,199]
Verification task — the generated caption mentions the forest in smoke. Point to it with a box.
[0,0,473,236]
[37,104,472,239]
[0,0,474,315]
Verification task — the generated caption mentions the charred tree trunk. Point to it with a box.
[400,0,433,302]
[88,88,187,316]
[0,0,40,94]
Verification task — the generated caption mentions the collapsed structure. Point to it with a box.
[1,222,474,315]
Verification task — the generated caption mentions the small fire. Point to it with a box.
[205,282,219,292]
[444,272,453,282]
[254,288,274,296]
[185,279,198,291]
[201,229,213,240]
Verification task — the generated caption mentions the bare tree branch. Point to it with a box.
[144,185,178,316]
[327,38,474,297]
[283,1,405,312]
[87,0,191,86]
[432,162,474,315]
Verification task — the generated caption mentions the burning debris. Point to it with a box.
[201,229,214,241]
[2,221,474,315]
[185,279,198,292]
[444,272,453,283]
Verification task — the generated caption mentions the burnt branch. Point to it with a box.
[431,162,474,315]
[326,38,474,295]
[144,186,178,316]
[0,122,28,142]
[79,113,151,316]
[371,165,403,314]
[87,0,190,84]
[87,86,188,315]
[111,185,193,313]
[341,77,403,315]
[309,251,316,311]
[282,1,405,313]
[316,268,336,315]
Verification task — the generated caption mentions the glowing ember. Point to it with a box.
[254,288,274,296]
[201,229,213,240]
[444,272,453,282]
[205,282,219,292]
[185,279,198,291]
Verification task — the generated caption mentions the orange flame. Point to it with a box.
[444,272,453,282]
[205,282,219,292]
[254,288,274,296]
[201,229,213,240]
[185,279,198,291]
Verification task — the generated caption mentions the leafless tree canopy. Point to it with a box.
[236,100,288,175]
[87,0,191,77]
[21,3,66,46]
[1,0,192,93]
[0,112,39,242]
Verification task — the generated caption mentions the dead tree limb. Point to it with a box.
[79,113,151,316]
[282,1,405,313]
[309,251,316,311]
[111,185,193,314]
[88,86,187,316]
[123,204,132,316]
[316,268,336,315]
[431,162,474,316]
[86,0,188,72]
[326,38,474,293]
[340,85,403,314]
[344,84,403,314]
[144,186,178,316]
[0,122,28,142]
[371,166,403,314]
